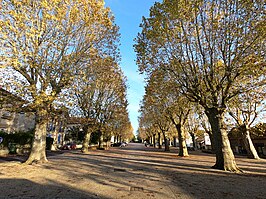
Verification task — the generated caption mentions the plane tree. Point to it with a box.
[228,88,266,159]
[135,0,265,171]
[185,111,201,150]
[109,107,133,143]
[139,94,171,150]
[70,56,128,152]
[139,69,192,156]
[163,84,191,156]
[0,0,118,164]
[138,106,159,147]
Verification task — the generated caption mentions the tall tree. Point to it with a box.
[185,110,201,150]
[228,88,266,159]
[0,0,117,164]
[139,69,191,155]
[135,0,265,171]
[70,56,127,152]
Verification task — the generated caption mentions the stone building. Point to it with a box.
[0,88,35,133]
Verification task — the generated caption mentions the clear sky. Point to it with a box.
[104,0,160,134]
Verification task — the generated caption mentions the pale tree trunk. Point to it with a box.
[242,126,260,159]
[202,126,215,152]
[25,111,48,164]
[98,131,104,149]
[158,132,162,149]
[82,126,91,153]
[206,108,240,172]
[176,124,189,157]
[51,120,59,151]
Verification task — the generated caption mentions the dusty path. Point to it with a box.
[0,143,266,199]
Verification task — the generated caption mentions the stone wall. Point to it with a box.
[0,110,35,133]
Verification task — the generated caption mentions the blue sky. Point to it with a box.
[104,0,159,134]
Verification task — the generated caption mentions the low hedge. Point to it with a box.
[0,130,34,148]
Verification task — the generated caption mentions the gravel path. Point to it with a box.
[0,143,266,199]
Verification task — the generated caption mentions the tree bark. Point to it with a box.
[51,120,59,151]
[173,136,177,147]
[162,132,170,151]
[175,124,189,157]
[98,131,104,149]
[153,134,156,148]
[242,126,260,159]
[82,126,91,153]
[190,133,196,150]
[25,111,48,164]
[158,132,162,149]
[205,108,240,172]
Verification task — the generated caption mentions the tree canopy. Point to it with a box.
[0,0,124,164]
[135,0,265,171]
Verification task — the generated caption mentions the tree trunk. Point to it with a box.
[98,131,104,149]
[190,133,196,150]
[176,124,189,157]
[51,120,59,151]
[25,111,48,164]
[173,136,177,147]
[205,108,240,172]
[242,126,260,159]
[153,134,156,148]
[158,132,162,149]
[162,132,170,151]
[82,126,91,153]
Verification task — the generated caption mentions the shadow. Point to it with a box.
[0,150,67,163]
[1,143,266,199]
[0,178,110,199]
[105,148,216,164]
[50,149,266,198]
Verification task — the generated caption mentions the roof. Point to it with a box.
[0,88,27,109]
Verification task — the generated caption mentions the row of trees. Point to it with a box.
[135,0,265,172]
[0,0,133,164]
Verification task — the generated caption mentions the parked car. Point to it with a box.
[120,142,127,147]
[144,141,150,147]
[61,143,77,150]
[111,142,128,147]
[111,142,122,147]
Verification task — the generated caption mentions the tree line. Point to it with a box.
[0,0,133,164]
[135,0,265,172]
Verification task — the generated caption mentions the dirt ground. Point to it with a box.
[0,143,266,199]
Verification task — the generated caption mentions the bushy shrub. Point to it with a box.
[0,130,34,147]
[90,131,100,145]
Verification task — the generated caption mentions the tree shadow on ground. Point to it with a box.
[45,146,266,198]
[0,150,67,163]
[0,178,110,199]
[1,143,266,199]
